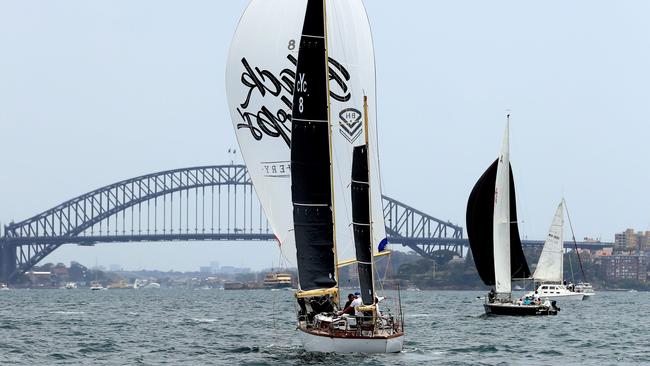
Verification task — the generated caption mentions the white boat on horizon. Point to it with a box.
[133,279,160,289]
[90,282,105,291]
[574,282,595,298]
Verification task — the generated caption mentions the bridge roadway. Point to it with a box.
[0,164,613,283]
[0,234,609,249]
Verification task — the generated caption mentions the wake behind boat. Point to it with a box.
[466,116,558,316]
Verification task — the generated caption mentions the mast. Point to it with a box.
[322,0,340,302]
[565,200,586,282]
[364,95,377,307]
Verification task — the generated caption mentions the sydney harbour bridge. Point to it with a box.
[0,164,610,283]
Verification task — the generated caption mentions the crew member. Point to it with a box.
[350,291,364,316]
[339,294,355,315]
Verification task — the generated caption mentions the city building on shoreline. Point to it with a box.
[600,255,648,282]
[615,228,650,252]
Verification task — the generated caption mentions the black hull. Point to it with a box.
[484,303,558,316]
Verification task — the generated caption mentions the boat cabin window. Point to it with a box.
[541,286,548,290]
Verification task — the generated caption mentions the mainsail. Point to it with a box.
[291,0,336,291]
[351,144,374,305]
[466,122,531,291]
[533,200,564,283]
[493,122,512,294]
[226,0,387,269]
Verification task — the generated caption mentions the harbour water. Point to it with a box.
[0,289,647,365]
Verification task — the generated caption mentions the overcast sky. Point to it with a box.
[1,1,648,271]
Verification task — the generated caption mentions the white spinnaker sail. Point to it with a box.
[326,0,386,264]
[493,120,511,294]
[226,0,387,268]
[533,200,565,283]
[226,0,305,265]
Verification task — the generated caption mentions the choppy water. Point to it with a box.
[0,289,647,365]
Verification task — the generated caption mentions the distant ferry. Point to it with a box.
[262,273,293,289]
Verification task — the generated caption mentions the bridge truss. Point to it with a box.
[0,165,464,282]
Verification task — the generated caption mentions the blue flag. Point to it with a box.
[378,237,388,252]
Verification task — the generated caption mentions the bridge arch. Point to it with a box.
[0,164,465,282]
[1,165,273,281]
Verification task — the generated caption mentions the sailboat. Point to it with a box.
[226,0,402,352]
[528,200,585,300]
[530,200,594,300]
[466,116,559,316]
[291,2,403,353]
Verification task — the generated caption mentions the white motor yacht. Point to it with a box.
[90,282,105,291]
[573,282,594,298]
[527,283,584,301]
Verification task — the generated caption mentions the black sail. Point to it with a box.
[466,159,531,287]
[291,0,336,291]
[508,167,530,279]
[351,145,374,305]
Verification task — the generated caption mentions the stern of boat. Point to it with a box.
[299,326,404,353]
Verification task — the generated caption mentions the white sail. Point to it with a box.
[493,119,511,294]
[226,0,387,268]
[226,0,306,265]
[533,200,564,283]
[325,0,386,265]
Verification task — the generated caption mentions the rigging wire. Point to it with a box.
[564,199,586,282]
